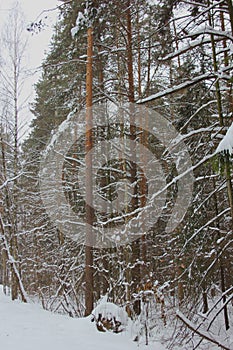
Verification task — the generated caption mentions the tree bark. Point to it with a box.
[208,2,231,330]
[126,0,141,315]
[85,26,94,317]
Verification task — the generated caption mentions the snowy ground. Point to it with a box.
[0,287,166,350]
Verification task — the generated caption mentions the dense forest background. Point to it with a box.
[0,0,233,349]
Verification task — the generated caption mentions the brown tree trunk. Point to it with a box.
[126,0,135,104]
[85,26,94,316]
[126,0,141,315]
[227,0,233,35]
[208,3,231,330]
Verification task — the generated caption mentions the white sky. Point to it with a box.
[0,0,60,140]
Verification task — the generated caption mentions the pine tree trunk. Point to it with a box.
[126,0,141,315]
[85,26,94,317]
[227,0,233,35]
[208,2,231,330]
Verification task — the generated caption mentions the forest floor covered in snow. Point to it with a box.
[0,286,166,350]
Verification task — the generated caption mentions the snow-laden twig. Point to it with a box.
[191,285,233,349]
[137,65,233,104]
[207,293,233,331]
[176,310,231,350]
[0,172,24,190]
[160,38,217,61]
[180,100,217,132]
[180,207,230,254]
[137,73,216,104]
[186,25,233,42]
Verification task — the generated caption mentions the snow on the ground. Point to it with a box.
[0,287,166,350]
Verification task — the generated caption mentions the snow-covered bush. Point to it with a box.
[91,299,128,333]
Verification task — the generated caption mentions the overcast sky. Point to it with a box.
[0,0,59,68]
[0,0,60,139]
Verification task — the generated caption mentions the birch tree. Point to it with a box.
[0,4,28,302]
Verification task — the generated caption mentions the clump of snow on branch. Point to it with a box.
[216,122,233,155]
[71,11,85,38]
[71,1,98,37]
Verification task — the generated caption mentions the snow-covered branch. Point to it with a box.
[137,65,233,104]
[186,26,233,42]
[160,38,218,61]
[137,73,216,103]
[176,310,231,350]
[216,122,233,155]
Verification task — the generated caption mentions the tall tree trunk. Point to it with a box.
[0,130,8,294]
[126,0,135,105]
[126,0,141,315]
[208,2,230,330]
[85,26,94,316]
[11,57,19,302]
[227,0,233,35]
